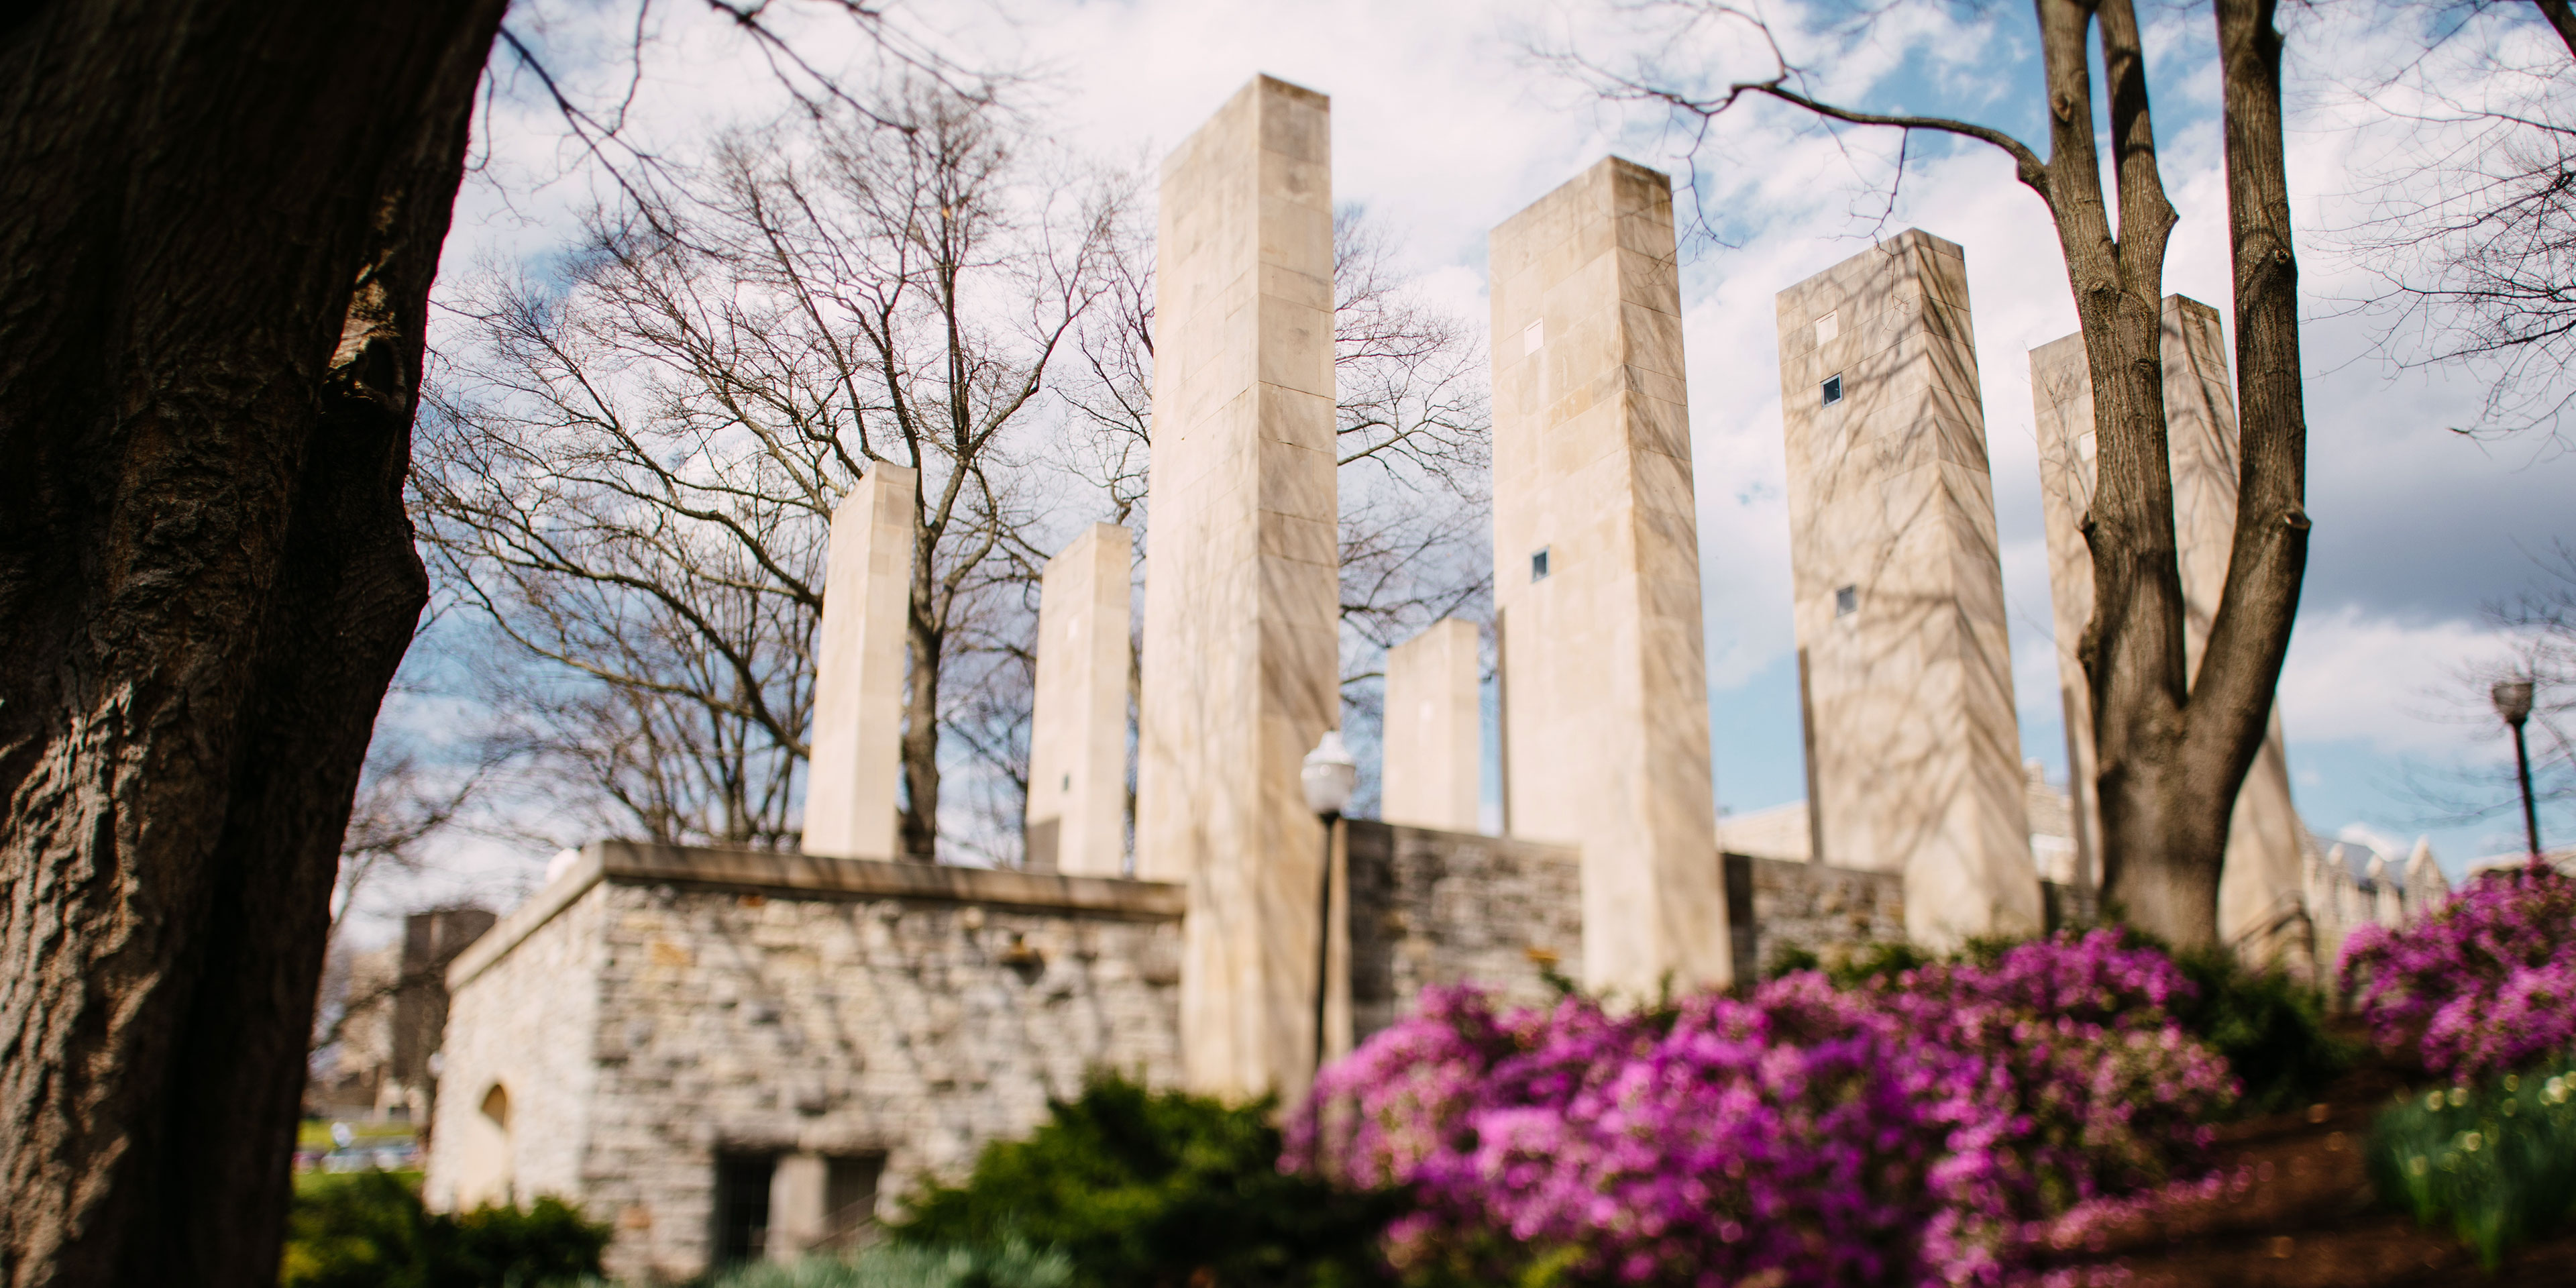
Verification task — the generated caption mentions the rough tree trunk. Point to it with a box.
[2076,0,2308,949]
[900,591,943,863]
[0,1,505,1283]
[2171,0,2312,934]
[2012,0,2229,947]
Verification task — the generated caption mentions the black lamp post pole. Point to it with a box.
[1313,810,1338,1075]
[2510,717,2541,859]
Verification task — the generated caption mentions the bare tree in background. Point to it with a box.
[1554,0,2313,948]
[2410,545,2576,842]
[328,745,488,951]
[2335,3,2576,438]
[1063,207,1497,812]
[419,84,1126,857]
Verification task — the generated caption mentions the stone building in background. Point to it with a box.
[308,906,494,1125]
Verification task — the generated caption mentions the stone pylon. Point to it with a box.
[2029,296,2308,967]
[1134,76,1342,1102]
[1382,619,1481,833]
[1774,230,2043,950]
[804,464,917,861]
[1490,156,1734,995]
[1026,523,1134,877]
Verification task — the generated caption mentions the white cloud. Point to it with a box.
[2275,606,2526,754]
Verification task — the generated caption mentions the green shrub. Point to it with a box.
[1762,943,1823,981]
[279,1169,609,1288]
[892,1073,1401,1288]
[2167,946,2351,1117]
[1762,938,1934,988]
[1764,931,2347,1115]
[701,1242,1073,1288]
[283,1171,433,1288]
[2367,1057,2576,1269]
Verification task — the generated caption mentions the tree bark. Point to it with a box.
[0,0,504,1283]
[2533,0,2576,62]
[2179,0,2312,930]
[901,598,944,863]
[2010,0,2237,947]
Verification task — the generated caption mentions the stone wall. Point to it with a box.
[425,877,606,1214]
[1723,854,1906,980]
[1721,853,2096,979]
[1343,822,1582,1042]
[429,843,1185,1283]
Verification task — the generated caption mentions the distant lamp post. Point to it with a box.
[1301,731,1358,1075]
[2492,678,2542,859]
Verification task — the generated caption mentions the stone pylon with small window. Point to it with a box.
[1772,231,2046,949]
[1487,156,1737,997]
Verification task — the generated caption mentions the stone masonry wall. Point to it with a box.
[425,881,605,1212]
[431,844,1183,1284]
[580,881,1182,1281]
[1346,822,1584,1041]
[1723,853,2096,980]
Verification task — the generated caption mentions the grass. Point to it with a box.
[699,1244,1073,1288]
[2367,1055,2576,1270]
[299,1118,419,1148]
[297,1167,425,1199]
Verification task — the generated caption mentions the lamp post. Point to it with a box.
[2493,678,2542,859]
[1301,731,1357,1075]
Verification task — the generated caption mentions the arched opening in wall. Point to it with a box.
[458,1080,515,1208]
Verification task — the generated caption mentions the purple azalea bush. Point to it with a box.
[2340,858,2576,1082]
[1286,930,2236,1287]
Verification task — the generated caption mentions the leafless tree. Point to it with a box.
[327,745,488,949]
[1063,203,1497,697]
[419,83,1128,859]
[2332,3,2576,439]
[1551,0,2312,947]
[2406,545,2576,841]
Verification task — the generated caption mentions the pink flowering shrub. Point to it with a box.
[2341,858,2576,1081]
[1287,930,2237,1287]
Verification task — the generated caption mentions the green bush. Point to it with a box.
[2367,1058,2576,1270]
[892,1073,1401,1288]
[1762,939,1932,988]
[1765,931,2348,1115]
[279,1169,609,1288]
[2167,946,2351,1116]
[701,1243,1073,1288]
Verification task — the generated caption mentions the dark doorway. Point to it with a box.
[712,1152,777,1267]
[823,1153,886,1250]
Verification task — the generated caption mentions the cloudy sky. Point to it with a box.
[401,0,2573,925]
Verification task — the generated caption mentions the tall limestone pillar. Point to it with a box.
[1134,76,1341,1100]
[1775,230,2043,949]
[2029,295,2308,963]
[804,464,916,860]
[1382,619,1481,833]
[1491,157,1734,995]
[1026,523,1134,877]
